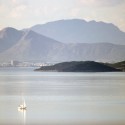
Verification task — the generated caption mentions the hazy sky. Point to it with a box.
[0,0,125,31]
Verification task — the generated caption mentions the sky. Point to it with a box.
[0,0,125,32]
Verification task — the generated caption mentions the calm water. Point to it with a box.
[0,67,125,125]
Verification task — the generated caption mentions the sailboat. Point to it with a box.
[18,99,27,110]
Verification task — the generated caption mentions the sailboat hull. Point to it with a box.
[18,106,27,110]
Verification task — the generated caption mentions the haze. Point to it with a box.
[0,0,125,31]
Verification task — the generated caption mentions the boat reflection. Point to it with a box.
[18,108,26,125]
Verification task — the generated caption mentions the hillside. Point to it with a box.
[50,43,125,62]
[35,61,121,72]
[0,28,62,62]
[107,61,125,71]
[31,19,125,45]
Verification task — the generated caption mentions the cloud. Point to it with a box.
[0,4,5,13]
[10,0,29,6]
[11,0,18,4]
[79,0,124,7]
[70,8,80,17]
[10,5,27,18]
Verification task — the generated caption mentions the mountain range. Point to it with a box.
[0,19,125,63]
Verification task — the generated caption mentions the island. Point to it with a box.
[35,61,121,72]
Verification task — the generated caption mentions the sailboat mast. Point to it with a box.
[23,99,26,107]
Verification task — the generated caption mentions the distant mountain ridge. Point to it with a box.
[31,19,125,45]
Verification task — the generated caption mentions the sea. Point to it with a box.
[0,67,125,125]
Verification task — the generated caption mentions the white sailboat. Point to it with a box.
[18,99,27,110]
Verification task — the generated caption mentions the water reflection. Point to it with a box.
[18,108,26,125]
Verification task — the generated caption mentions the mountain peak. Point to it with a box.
[0,27,23,38]
[31,19,125,45]
[0,27,24,53]
[1,27,19,34]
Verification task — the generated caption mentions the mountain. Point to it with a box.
[0,28,62,62]
[31,19,125,45]
[0,27,24,52]
[35,61,121,72]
